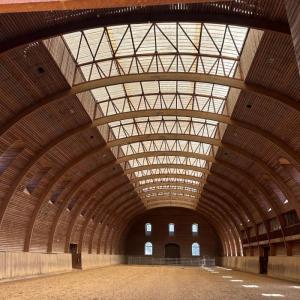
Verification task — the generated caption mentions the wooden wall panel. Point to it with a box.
[220,256,260,273]
[0,251,71,280]
[268,256,300,282]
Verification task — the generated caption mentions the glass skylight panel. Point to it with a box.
[137,178,200,186]
[91,81,228,116]
[133,167,204,178]
[63,22,248,81]
[108,117,218,140]
[143,192,197,199]
[62,21,249,207]
[120,140,212,156]
[127,156,206,169]
[141,186,199,193]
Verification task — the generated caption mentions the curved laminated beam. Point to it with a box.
[122,155,284,219]
[3,108,296,238]
[197,203,240,256]
[21,130,294,251]
[64,188,137,253]
[65,182,134,252]
[89,195,145,253]
[85,199,145,253]
[70,184,136,252]
[201,192,250,244]
[119,151,214,164]
[96,200,145,254]
[0,123,94,229]
[124,163,209,176]
[119,148,297,209]
[107,203,153,255]
[87,196,143,253]
[120,150,293,221]
[130,173,202,184]
[97,202,144,255]
[203,179,255,224]
[0,6,290,55]
[132,171,256,226]
[139,188,200,198]
[207,171,271,244]
[93,109,300,166]
[200,197,243,254]
[0,1,232,13]
[6,129,294,252]
[51,175,132,253]
[2,95,297,233]
[135,181,201,192]
[196,207,233,256]
[2,73,299,141]
[24,160,122,252]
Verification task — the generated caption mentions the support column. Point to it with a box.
[285,0,300,74]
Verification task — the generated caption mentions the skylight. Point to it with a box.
[63,21,248,208]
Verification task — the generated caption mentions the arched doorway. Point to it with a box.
[165,243,180,259]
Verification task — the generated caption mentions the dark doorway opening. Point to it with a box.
[259,246,269,274]
[69,243,81,269]
[165,243,180,259]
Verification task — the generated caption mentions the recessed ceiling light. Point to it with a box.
[37,66,45,74]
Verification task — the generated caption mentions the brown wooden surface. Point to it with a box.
[0,1,299,265]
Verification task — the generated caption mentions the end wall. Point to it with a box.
[125,207,222,258]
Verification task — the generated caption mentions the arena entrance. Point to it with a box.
[165,243,180,259]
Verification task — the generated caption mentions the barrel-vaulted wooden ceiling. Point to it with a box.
[0,0,299,257]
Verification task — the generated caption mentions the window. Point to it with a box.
[192,242,200,256]
[192,223,198,233]
[145,223,152,235]
[283,210,300,226]
[144,242,153,256]
[269,218,280,232]
[168,223,175,234]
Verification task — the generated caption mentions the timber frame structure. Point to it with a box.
[0,0,299,262]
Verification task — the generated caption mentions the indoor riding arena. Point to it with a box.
[0,1,299,299]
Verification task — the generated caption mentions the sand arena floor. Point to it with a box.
[0,265,299,300]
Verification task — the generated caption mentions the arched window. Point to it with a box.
[144,242,153,256]
[192,223,198,233]
[145,223,152,235]
[192,242,200,256]
[168,223,175,234]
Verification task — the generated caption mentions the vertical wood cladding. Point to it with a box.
[125,207,221,258]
